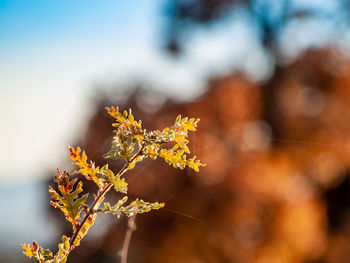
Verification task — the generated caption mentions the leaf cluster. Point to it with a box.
[22,106,205,262]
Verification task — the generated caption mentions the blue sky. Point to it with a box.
[0,1,151,47]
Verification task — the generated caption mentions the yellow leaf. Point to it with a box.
[22,244,34,258]
[69,146,103,188]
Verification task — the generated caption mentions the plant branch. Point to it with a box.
[120,214,137,263]
[69,145,145,249]
[69,182,112,249]
[21,107,204,263]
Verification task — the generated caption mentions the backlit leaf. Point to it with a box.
[49,169,88,231]
[122,199,165,217]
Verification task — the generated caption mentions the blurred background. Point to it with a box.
[2,0,350,262]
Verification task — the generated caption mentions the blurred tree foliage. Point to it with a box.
[50,48,350,263]
[47,2,350,263]
[162,0,350,59]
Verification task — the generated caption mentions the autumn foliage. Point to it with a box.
[22,107,204,263]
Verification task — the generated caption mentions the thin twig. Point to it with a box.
[120,214,137,263]
[69,183,113,249]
